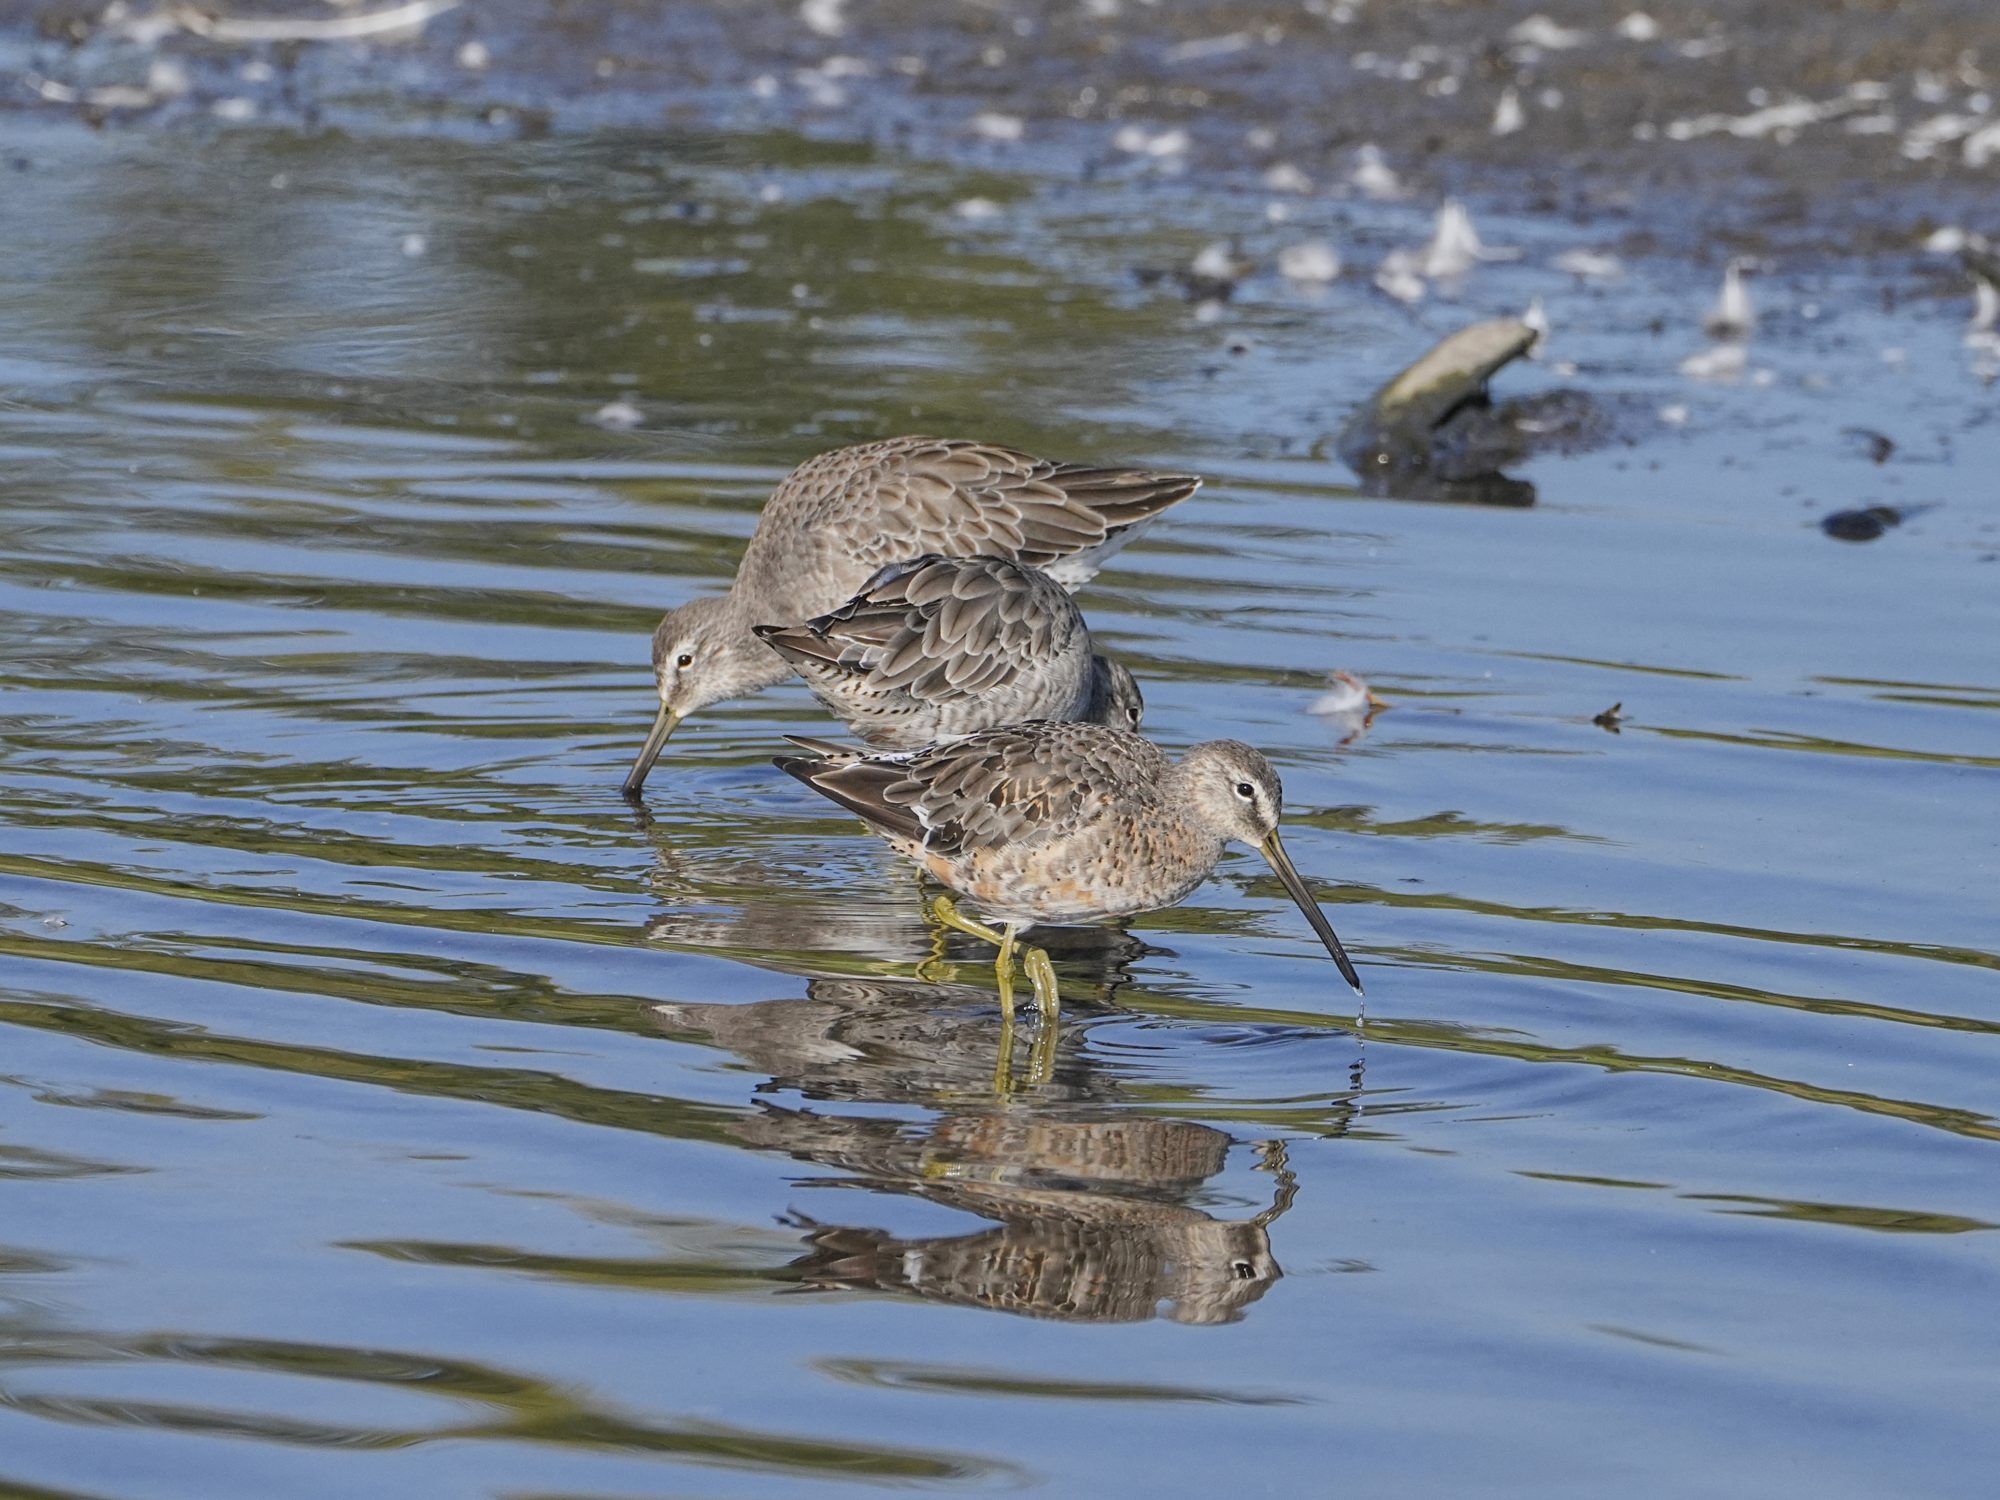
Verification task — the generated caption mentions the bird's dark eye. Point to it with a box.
[676,653,693,668]
[1235,782,1256,799]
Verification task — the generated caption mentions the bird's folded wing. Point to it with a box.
[764,554,1082,702]
[777,722,1132,855]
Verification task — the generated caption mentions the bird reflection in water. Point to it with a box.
[779,1133,1296,1327]
[654,975,1359,1326]
[642,830,1159,1087]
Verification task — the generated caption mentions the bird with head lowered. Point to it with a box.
[623,436,1197,796]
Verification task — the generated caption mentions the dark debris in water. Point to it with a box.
[1820,504,1934,541]
[1841,427,1897,465]
[1336,317,1614,506]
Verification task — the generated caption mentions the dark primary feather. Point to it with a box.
[776,753,930,846]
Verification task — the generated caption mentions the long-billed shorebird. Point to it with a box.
[754,554,1143,749]
[775,721,1365,1017]
[623,437,1198,795]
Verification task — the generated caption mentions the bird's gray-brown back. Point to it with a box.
[755,554,1129,747]
[624,438,1195,795]
[777,721,1182,860]
[731,436,1200,617]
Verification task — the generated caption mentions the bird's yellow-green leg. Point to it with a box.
[1025,1003,1059,1087]
[992,1009,1019,1093]
[992,922,1019,1027]
[916,920,951,984]
[928,898,1061,1088]
[916,909,971,985]
[930,895,1019,1022]
[921,894,995,986]
[1013,945,1062,1089]
[994,921,1028,1093]
[1022,946,1060,1023]
[931,894,1007,946]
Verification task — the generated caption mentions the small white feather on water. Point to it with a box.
[1312,673,1386,745]
[1702,259,1755,338]
[1349,144,1404,199]
[969,111,1024,142]
[1509,14,1590,51]
[1554,248,1624,280]
[1373,249,1426,304]
[1680,342,1748,381]
[1311,672,1381,716]
[1190,241,1247,282]
[1262,162,1313,194]
[1115,125,1190,158]
[1964,120,2000,168]
[1278,241,1342,283]
[799,0,846,38]
[589,400,643,431]
[1421,199,1519,279]
[1523,297,1550,356]
[1970,280,2000,337]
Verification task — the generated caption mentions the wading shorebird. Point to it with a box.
[623,437,1198,796]
[754,553,1144,749]
[775,721,1365,1018]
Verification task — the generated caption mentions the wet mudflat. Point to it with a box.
[2,5,1999,1498]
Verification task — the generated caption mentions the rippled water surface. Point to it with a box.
[3,117,1998,1499]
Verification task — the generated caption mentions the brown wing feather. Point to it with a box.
[753,622,847,671]
[741,438,1199,602]
[760,555,1083,707]
[782,722,1169,856]
[775,754,929,844]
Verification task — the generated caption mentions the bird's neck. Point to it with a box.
[717,589,799,694]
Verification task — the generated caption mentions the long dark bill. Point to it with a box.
[621,705,680,799]
[1259,831,1364,995]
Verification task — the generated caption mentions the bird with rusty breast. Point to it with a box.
[775,720,1364,1012]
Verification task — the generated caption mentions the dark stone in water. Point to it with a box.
[1821,505,1904,541]
[1133,265,1240,304]
[1336,318,1608,506]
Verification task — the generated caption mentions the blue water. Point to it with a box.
[1,118,1996,1499]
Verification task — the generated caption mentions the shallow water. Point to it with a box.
[2,115,1998,1500]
